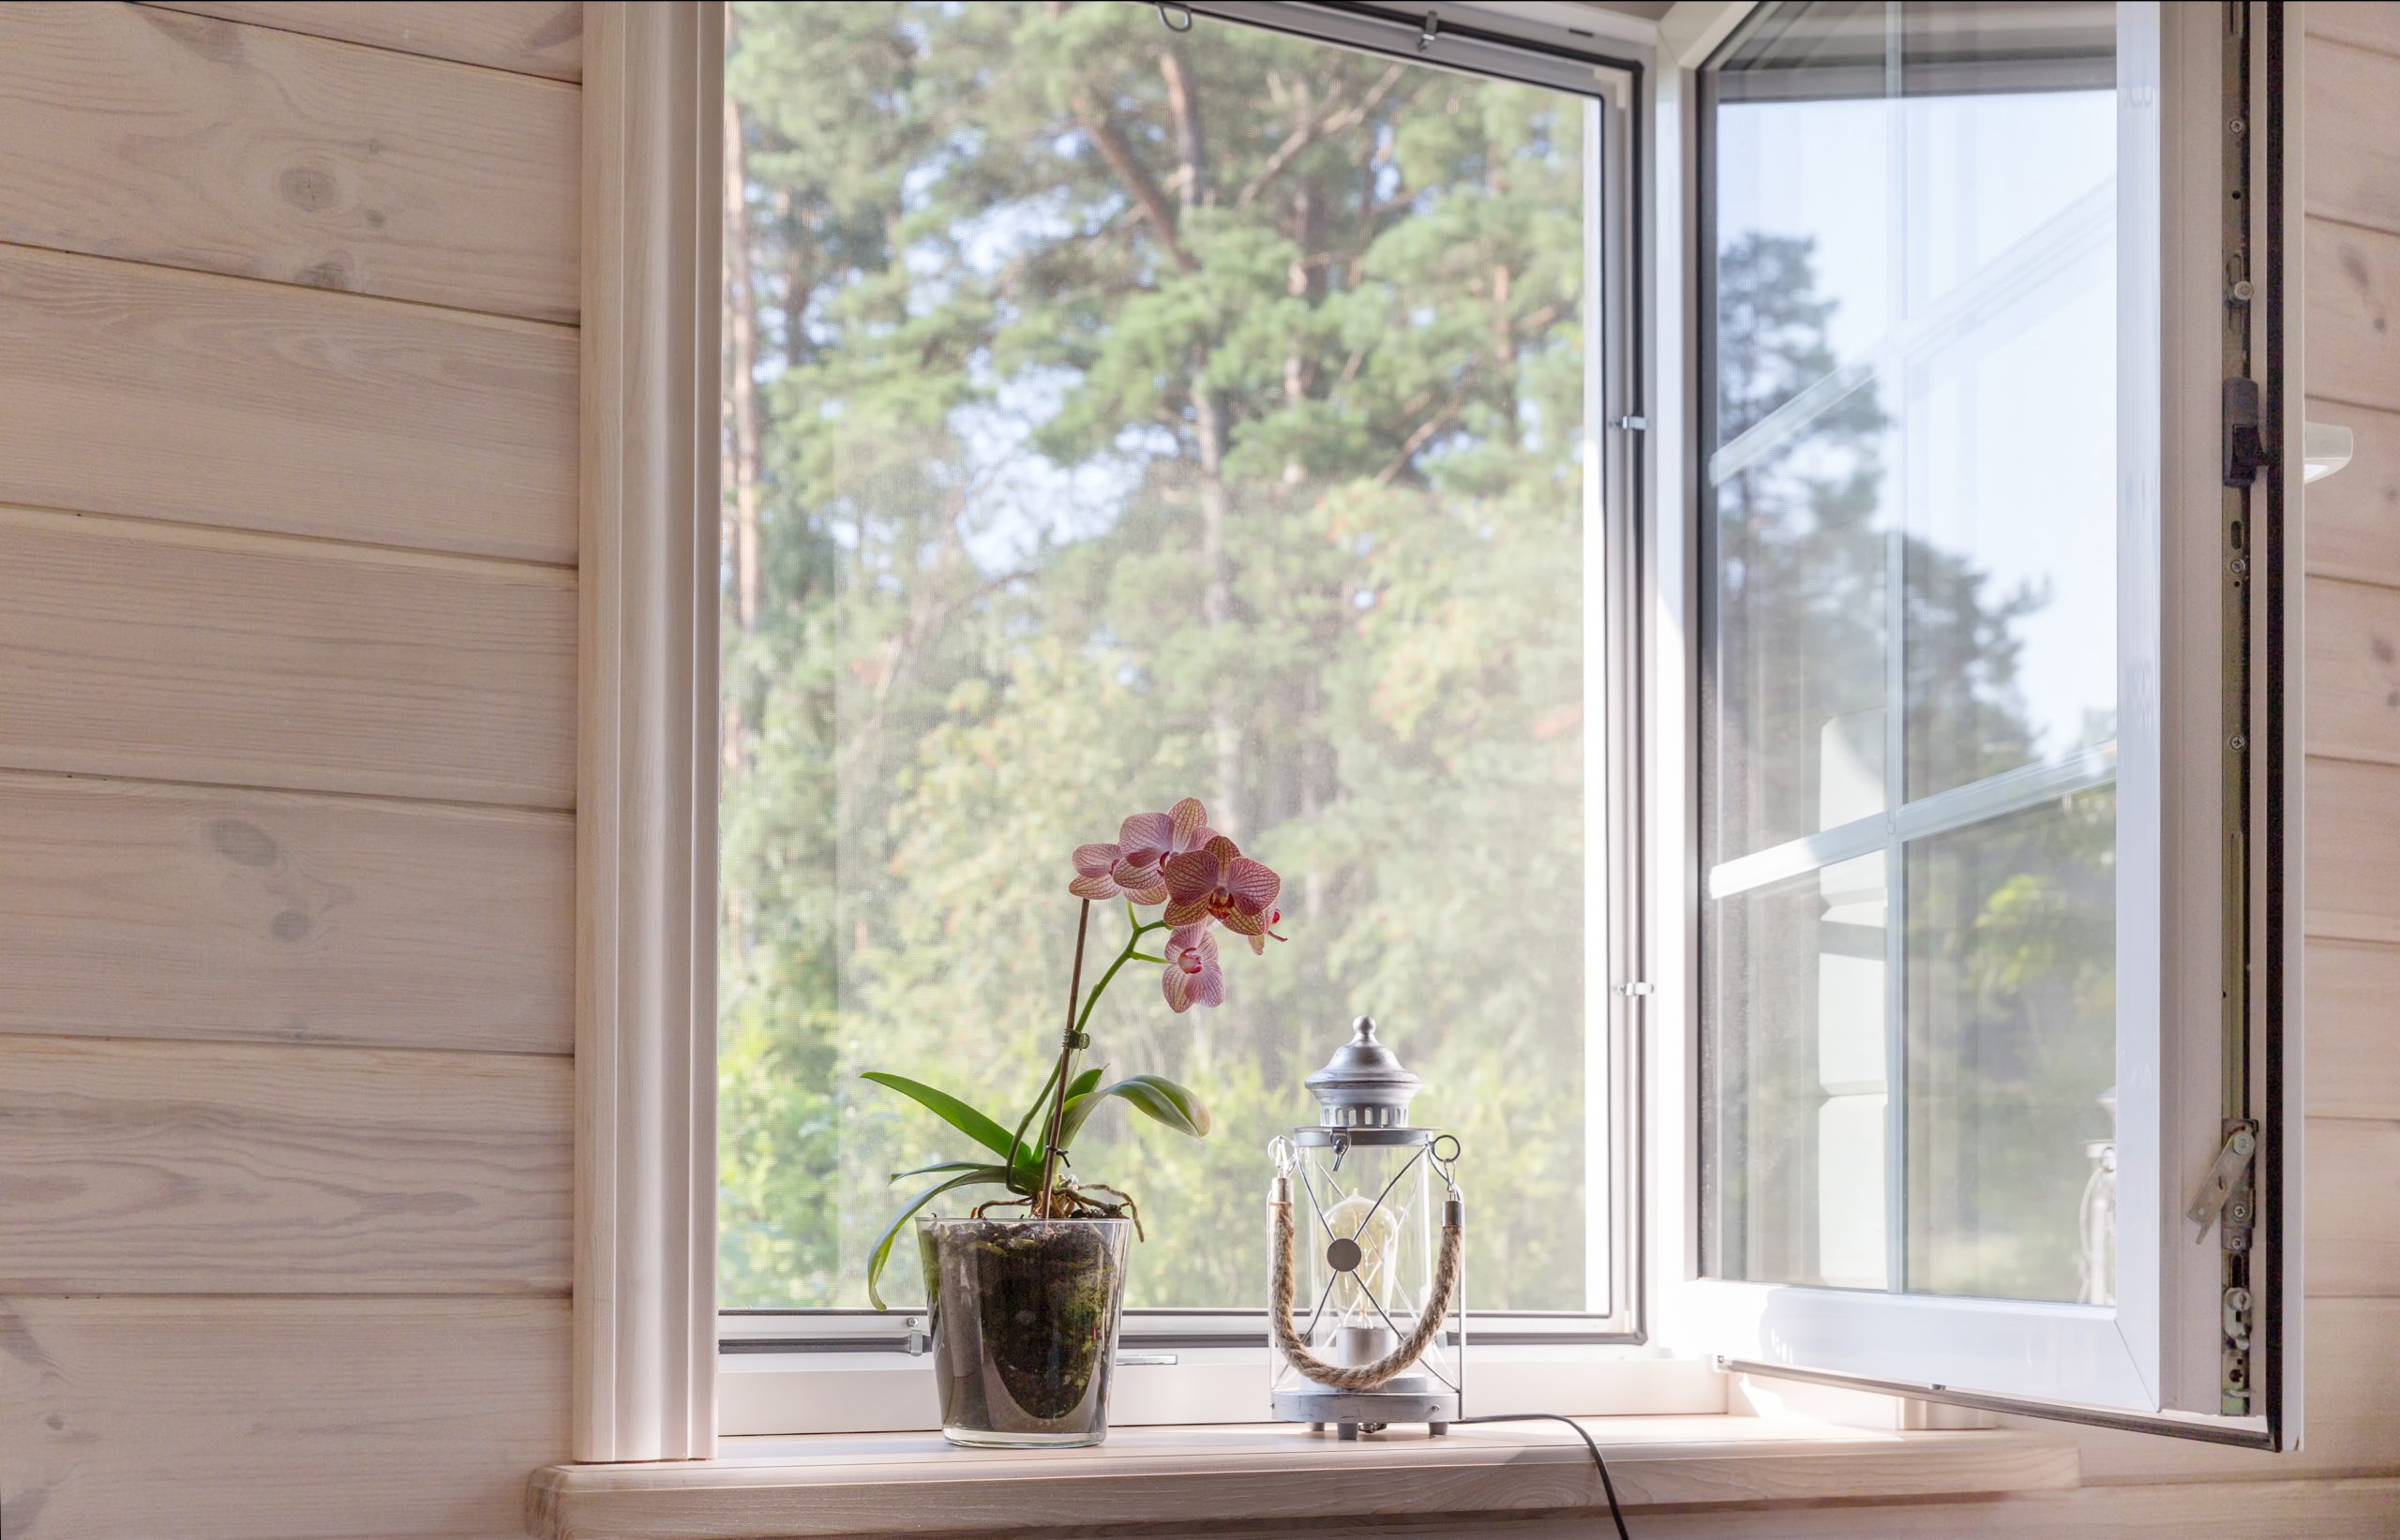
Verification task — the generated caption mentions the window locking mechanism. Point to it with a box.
[2184,1121,2258,1242]
[2223,378,2271,486]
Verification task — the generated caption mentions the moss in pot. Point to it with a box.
[861,797,1287,1448]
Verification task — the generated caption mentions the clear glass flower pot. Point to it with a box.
[915,1215,1132,1447]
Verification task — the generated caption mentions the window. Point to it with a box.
[705,0,2297,1446]
[716,0,1643,1413]
[1700,0,2122,1306]
[1672,0,2298,1436]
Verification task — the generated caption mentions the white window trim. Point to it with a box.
[577,0,725,1464]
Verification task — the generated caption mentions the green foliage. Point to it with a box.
[857,1072,1039,1173]
[1059,1074,1213,1147]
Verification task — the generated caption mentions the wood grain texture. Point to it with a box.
[0,507,576,808]
[2308,938,2400,1119]
[0,1295,567,1539]
[2310,1119,2400,1298]
[0,3,577,320]
[2303,398,2400,589]
[2306,576,2400,768]
[144,0,584,81]
[2307,757,2400,945]
[1133,1478,2400,1539]
[2308,217,2400,414]
[0,244,576,561]
[531,1421,2078,1540]
[0,1034,568,1294]
[0,770,569,1054]
[2304,40,2400,238]
[2309,4,2400,62]
[2018,1297,2400,1484]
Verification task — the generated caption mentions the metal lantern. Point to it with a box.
[1267,1016,1463,1439]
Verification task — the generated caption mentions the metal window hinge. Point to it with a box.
[2184,1121,2258,1241]
[1614,414,1648,431]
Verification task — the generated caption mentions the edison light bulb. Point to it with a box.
[1323,1193,1400,1313]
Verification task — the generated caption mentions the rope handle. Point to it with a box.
[1268,1191,1462,1393]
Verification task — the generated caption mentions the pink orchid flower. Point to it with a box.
[1162,924,1224,1012]
[1163,834,1284,950]
[1068,798,1216,905]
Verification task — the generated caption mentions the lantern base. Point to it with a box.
[1272,1385,1461,1432]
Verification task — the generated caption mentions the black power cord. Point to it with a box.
[1451,1413,1630,1540]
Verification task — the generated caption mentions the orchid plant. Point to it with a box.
[862,797,1285,1307]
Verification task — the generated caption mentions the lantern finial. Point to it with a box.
[1303,1014,1423,1128]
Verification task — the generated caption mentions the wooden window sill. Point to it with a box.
[526,1415,2078,1539]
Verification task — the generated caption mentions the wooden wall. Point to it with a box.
[0,5,581,1538]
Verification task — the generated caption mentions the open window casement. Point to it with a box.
[1652,0,2302,1444]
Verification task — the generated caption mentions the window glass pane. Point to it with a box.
[1704,854,1890,1290]
[720,4,1597,1313]
[1904,788,2116,1303]
[1702,0,2122,1304]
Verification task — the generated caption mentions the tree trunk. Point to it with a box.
[723,18,763,638]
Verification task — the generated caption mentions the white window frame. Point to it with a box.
[700,0,1677,1436]
[575,0,2302,1458]
[1645,0,2304,1443]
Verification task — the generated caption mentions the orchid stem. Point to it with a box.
[1033,899,1093,1219]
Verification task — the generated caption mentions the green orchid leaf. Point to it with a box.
[861,1071,1033,1168]
[864,1165,1012,1310]
[890,1159,1001,1182]
[1058,1073,1212,1147]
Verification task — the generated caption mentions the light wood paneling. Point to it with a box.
[0,1034,568,1294]
[0,4,577,319]
[2308,218,2400,414]
[2306,576,2400,768]
[2309,4,2400,62]
[2303,399,2400,589]
[2305,41,2400,238]
[2311,1119,2400,1298]
[532,1421,2078,1540]
[2308,938,2400,1119]
[1162,1478,2400,1540]
[0,245,576,561]
[0,770,569,1054]
[145,0,584,82]
[2026,1297,2400,1484]
[2308,757,2400,946]
[0,507,576,808]
[0,1295,567,1539]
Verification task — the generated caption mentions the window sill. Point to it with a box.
[526,1415,2078,1539]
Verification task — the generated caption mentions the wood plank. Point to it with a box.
[0,507,576,809]
[0,4,577,320]
[0,244,575,562]
[0,770,569,1054]
[144,1,583,81]
[2310,1119,2400,1298]
[2309,4,2400,62]
[2303,398,2400,589]
[2306,757,2400,946]
[2308,938,2400,1120]
[0,1294,566,1539]
[1147,1479,2400,1539]
[2305,576,2400,769]
[2304,41,2400,238]
[2307,218,2400,414]
[532,1421,2078,1540]
[0,1035,568,1294]
[2022,1296,2400,1484]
